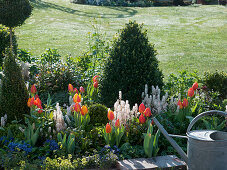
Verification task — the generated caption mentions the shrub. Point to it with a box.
[0,52,30,123]
[31,49,82,105]
[100,21,164,107]
[88,104,108,125]
[0,25,17,67]
[203,71,227,100]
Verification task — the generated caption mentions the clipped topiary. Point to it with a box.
[88,103,108,125]
[0,0,32,51]
[0,52,30,123]
[0,25,17,67]
[100,21,164,107]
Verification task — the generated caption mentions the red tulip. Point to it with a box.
[93,81,98,88]
[81,105,88,116]
[139,103,146,113]
[73,94,81,103]
[182,98,188,108]
[93,75,99,82]
[177,99,183,109]
[115,119,120,128]
[106,123,112,133]
[107,110,114,121]
[80,86,85,93]
[74,88,78,94]
[139,114,146,124]
[188,88,194,97]
[144,108,152,117]
[31,84,37,94]
[68,84,73,93]
[192,82,198,91]
[74,102,81,112]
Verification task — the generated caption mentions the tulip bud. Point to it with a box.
[188,88,194,97]
[93,75,99,82]
[177,100,183,109]
[74,102,81,112]
[68,84,74,92]
[107,109,114,121]
[144,108,152,117]
[81,105,88,116]
[106,123,112,133]
[80,86,85,93]
[139,103,146,113]
[74,88,78,94]
[93,81,98,88]
[182,98,188,108]
[31,84,37,94]
[139,114,146,124]
[115,119,120,128]
[192,82,198,91]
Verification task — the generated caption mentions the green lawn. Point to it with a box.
[16,0,227,76]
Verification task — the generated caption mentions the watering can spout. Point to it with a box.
[152,117,188,163]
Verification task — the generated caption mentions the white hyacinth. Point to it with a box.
[0,114,7,127]
[19,127,25,133]
[142,84,168,115]
[53,103,66,132]
[112,91,138,126]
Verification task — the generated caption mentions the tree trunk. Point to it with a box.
[9,27,13,56]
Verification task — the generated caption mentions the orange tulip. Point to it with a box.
[74,102,81,112]
[107,110,114,121]
[139,103,146,113]
[188,88,194,97]
[80,86,85,93]
[144,108,152,117]
[31,84,37,94]
[34,98,42,107]
[182,98,188,108]
[192,82,198,91]
[73,93,81,103]
[81,105,88,116]
[115,119,120,128]
[93,81,98,88]
[93,75,99,82]
[139,114,146,124]
[27,97,34,107]
[106,123,112,133]
[177,99,183,109]
[68,84,74,93]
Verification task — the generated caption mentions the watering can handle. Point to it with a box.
[186,110,227,134]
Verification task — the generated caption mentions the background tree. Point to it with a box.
[100,21,164,107]
[0,0,32,53]
[0,0,32,122]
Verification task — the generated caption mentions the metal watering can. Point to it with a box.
[152,110,227,170]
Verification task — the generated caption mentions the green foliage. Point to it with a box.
[32,50,82,105]
[204,71,227,100]
[0,25,17,68]
[0,53,30,123]
[76,22,110,83]
[17,49,36,64]
[88,103,108,125]
[100,21,164,107]
[0,0,32,28]
[165,70,201,98]
[57,133,76,154]
[143,122,160,157]
[119,143,145,160]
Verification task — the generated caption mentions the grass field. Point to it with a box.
[16,0,227,76]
